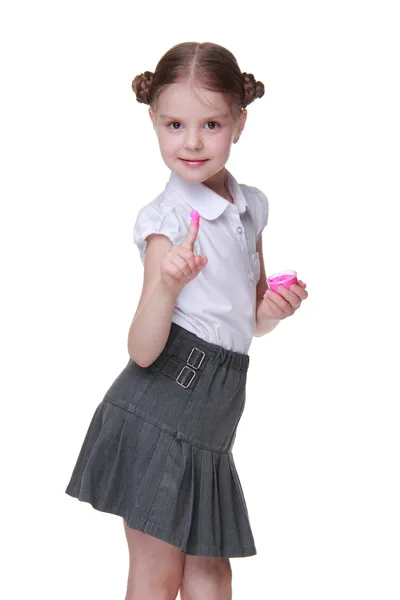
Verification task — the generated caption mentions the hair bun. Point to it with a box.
[132,71,154,105]
[242,72,265,108]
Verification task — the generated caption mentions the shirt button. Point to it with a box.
[236,226,243,234]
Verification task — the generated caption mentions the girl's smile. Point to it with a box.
[179,158,209,167]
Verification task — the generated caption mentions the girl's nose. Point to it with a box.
[183,130,204,152]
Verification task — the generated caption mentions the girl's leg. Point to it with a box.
[123,519,185,600]
[179,555,232,600]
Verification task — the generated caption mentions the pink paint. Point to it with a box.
[267,270,298,294]
[190,210,200,227]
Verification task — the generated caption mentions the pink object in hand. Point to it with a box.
[190,210,200,227]
[267,270,298,294]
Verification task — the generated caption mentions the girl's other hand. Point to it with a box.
[260,280,308,320]
[160,211,208,295]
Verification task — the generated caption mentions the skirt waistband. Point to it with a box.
[162,322,250,373]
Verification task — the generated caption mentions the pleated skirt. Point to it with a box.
[65,322,256,558]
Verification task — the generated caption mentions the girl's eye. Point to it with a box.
[166,121,220,130]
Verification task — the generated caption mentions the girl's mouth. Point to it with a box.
[179,158,209,168]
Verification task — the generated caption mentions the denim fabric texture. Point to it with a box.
[65,322,256,558]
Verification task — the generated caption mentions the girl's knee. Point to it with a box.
[125,572,182,600]
[180,556,232,600]
[123,521,185,599]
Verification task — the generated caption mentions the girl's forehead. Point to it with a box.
[157,82,231,117]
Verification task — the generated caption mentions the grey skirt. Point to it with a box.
[65,322,256,558]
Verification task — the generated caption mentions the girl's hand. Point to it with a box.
[160,211,208,295]
[259,281,308,320]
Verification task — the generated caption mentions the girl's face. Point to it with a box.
[149,81,247,184]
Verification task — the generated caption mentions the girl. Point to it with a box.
[65,41,308,600]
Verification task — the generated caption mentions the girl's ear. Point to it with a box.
[233,109,247,144]
[149,108,155,128]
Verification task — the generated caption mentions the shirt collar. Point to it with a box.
[167,169,248,220]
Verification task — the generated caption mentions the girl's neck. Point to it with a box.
[203,168,233,203]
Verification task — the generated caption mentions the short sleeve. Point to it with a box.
[252,188,269,241]
[247,187,269,241]
[133,201,185,263]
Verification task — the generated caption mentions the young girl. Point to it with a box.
[65,41,308,600]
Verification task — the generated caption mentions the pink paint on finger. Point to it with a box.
[267,270,298,295]
[190,210,200,227]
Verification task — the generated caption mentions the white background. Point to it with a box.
[1,0,399,598]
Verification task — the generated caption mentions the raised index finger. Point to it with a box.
[181,210,200,251]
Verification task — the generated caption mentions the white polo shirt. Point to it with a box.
[133,169,269,354]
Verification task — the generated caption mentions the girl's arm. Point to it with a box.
[127,234,179,367]
[128,218,207,367]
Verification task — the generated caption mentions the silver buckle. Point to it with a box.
[176,365,196,388]
[187,347,205,369]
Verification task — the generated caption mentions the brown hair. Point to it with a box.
[132,42,265,116]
